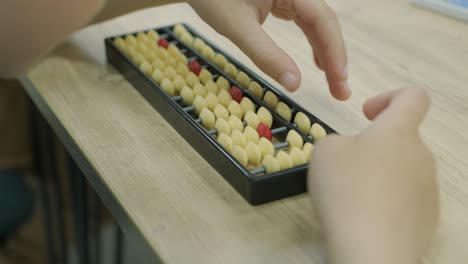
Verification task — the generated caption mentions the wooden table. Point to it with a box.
[21,1,468,263]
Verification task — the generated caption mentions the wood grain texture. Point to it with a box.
[24,1,468,263]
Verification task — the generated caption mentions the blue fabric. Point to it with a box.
[0,170,33,239]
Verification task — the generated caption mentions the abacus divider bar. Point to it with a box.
[271,126,288,134]
[183,106,194,112]
[250,167,266,175]
[274,142,289,150]
[172,95,182,102]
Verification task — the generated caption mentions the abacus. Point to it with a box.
[105,23,336,205]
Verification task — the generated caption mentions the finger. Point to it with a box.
[293,0,350,100]
[364,87,431,132]
[313,48,323,70]
[227,13,302,91]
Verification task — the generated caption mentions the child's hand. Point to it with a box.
[188,0,350,100]
[308,87,439,264]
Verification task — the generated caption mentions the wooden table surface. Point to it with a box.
[22,1,468,263]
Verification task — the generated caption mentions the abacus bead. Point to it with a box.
[228,101,243,119]
[236,71,251,88]
[258,137,275,157]
[244,111,260,129]
[294,112,311,135]
[215,118,232,135]
[263,91,279,109]
[176,53,188,65]
[173,76,186,93]
[245,142,262,166]
[168,44,180,57]
[143,50,157,63]
[193,96,208,115]
[214,105,229,120]
[193,38,206,52]
[231,130,248,148]
[176,63,190,78]
[205,92,219,111]
[218,89,232,108]
[122,45,136,58]
[113,37,126,50]
[244,126,260,144]
[205,80,219,94]
[139,61,153,75]
[215,53,228,69]
[216,76,230,91]
[125,34,137,46]
[164,66,177,80]
[199,68,213,85]
[290,147,306,166]
[310,123,327,140]
[201,46,216,62]
[224,63,238,78]
[200,108,216,129]
[193,83,207,98]
[228,115,244,132]
[257,107,273,128]
[286,130,303,149]
[151,68,164,84]
[180,33,194,46]
[276,102,292,121]
[240,97,255,115]
[152,59,165,71]
[217,133,233,152]
[248,81,264,99]
[137,32,150,44]
[185,72,200,88]
[147,30,159,41]
[263,155,280,173]
[180,86,195,105]
[173,24,187,37]
[164,56,177,68]
[133,53,145,66]
[302,143,314,160]
[160,78,175,96]
[232,145,248,167]
[276,151,293,170]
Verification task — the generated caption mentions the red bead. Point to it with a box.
[158,38,169,49]
[188,60,202,75]
[229,86,243,103]
[257,123,272,141]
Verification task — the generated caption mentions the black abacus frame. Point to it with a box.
[104,24,337,205]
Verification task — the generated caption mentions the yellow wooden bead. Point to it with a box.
[248,81,264,99]
[167,44,181,57]
[133,53,145,66]
[193,83,208,98]
[185,72,200,88]
[173,76,186,93]
[228,101,243,119]
[228,115,244,132]
[215,53,228,69]
[125,34,137,46]
[231,130,247,148]
[205,92,219,111]
[244,126,260,144]
[216,76,230,91]
[231,145,248,167]
[213,105,229,120]
[224,63,238,79]
[164,66,177,80]
[164,56,177,68]
[257,107,273,128]
[160,78,175,96]
[240,97,255,115]
[302,143,314,160]
[180,86,195,106]
[151,68,164,84]
[205,80,219,95]
[136,32,150,45]
[193,38,206,52]
[215,118,232,135]
[122,45,136,58]
[154,47,167,58]
[258,137,275,157]
[245,142,262,166]
[276,102,292,121]
[176,53,188,65]
[276,151,293,170]
[200,108,216,129]
[201,46,216,62]
[263,91,279,109]
[217,133,233,152]
[193,95,207,115]
[173,24,188,37]
[289,147,306,166]
[139,61,153,75]
[310,123,327,141]
[294,112,311,135]
[136,42,148,54]
[263,154,280,173]
[113,37,126,50]
[218,89,232,108]
[176,63,190,78]
[147,30,159,41]
[286,130,303,149]
[236,71,251,88]
[199,68,213,85]
[152,59,165,71]
[244,111,260,129]
[180,33,194,46]
[143,50,157,63]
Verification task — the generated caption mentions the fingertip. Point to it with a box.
[279,71,301,92]
[330,81,351,101]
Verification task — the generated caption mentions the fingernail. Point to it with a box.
[340,81,352,99]
[279,72,298,91]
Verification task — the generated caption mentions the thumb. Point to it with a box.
[226,13,301,91]
[363,87,430,133]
